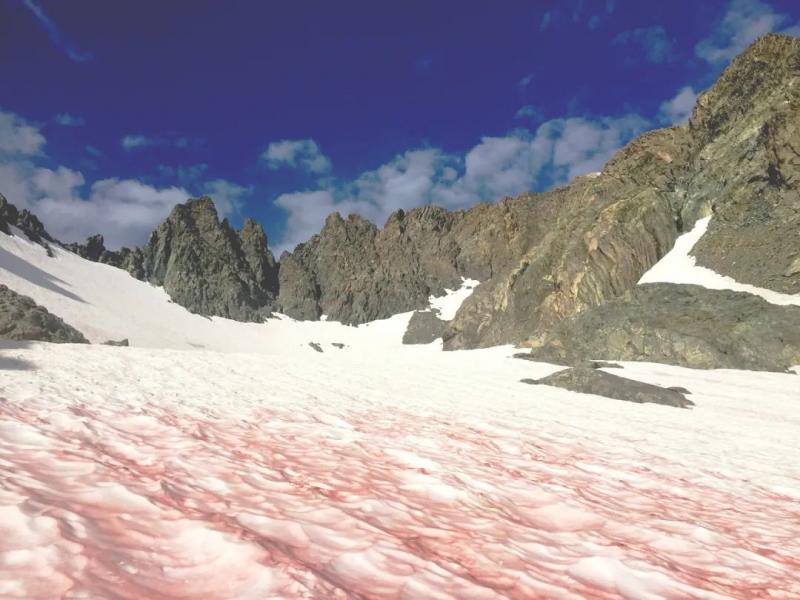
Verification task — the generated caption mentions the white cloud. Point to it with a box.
[514,105,543,121]
[272,114,649,253]
[21,0,93,63]
[517,74,535,88]
[121,134,198,151]
[0,109,244,249]
[261,139,332,175]
[0,109,46,156]
[613,26,675,63]
[121,134,162,150]
[200,179,252,218]
[55,113,85,127]
[658,86,699,125]
[0,157,189,248]
[696,0,796,64]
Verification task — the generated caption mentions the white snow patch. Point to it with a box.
[428,277,479,320]
[639,216,800,305]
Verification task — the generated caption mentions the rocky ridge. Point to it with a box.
[1,34,798,367]
[66,198,280,321]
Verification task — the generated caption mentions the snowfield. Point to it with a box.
[1,226,800,599]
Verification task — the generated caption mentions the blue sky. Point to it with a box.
[1,0,799,252]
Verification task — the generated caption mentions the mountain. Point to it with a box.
[67,197,280,322]
[1,34,799,369]
[279,34,800,352]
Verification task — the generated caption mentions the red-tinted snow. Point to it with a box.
[1,344,798,599]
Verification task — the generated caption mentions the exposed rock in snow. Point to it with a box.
[0,284,88,344]
[525,367,694,408]
[526,283,800,371]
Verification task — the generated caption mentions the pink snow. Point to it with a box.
[1,343,799,599]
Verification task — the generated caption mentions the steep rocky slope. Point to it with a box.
[279,35,799,347]
[0,284,88,344]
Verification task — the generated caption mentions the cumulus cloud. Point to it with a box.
[261,139,332,175]
[55,113,85,127]
[272,114,649,253]
[613,26,675,63]
[658,86,699,125]
[200,179,252,217]
[0,110,243,249]
[0,109,46,156]
[21,0,93,63]
[695,0,797,64]
[0,156,188,248]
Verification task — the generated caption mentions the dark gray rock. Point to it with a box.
[141,198,279,321]
[331,342,346,349]
[308,342,323,353]
[64,234,146,279]
[403,310,448,345]
[60,198,280,321]
[0,193,56,246]
[103,338,129,347]
[528,368,694,408]
[0,285,89,344]
[527,283,800,371]
[685,34,800,294]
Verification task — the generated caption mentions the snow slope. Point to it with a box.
[0,229,473,352]
[0,342,798,598]
[639,217,800,306]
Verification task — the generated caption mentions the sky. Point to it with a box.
[1,0,799,253]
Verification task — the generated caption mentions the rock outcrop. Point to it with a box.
[525,284,800,372]
[142,198,279,321]
[66,198,280,321]
[0,193,56,246]
[686,34,800,294]
[0,284,89,344]
[402,310,449,345]
[523,367,694,408]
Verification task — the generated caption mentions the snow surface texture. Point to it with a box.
[1,227,800,598]
[1,343,799,598]
[639,217,800,306]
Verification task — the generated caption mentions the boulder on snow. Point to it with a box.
[523,367,693,408]
[403,310,448,345]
